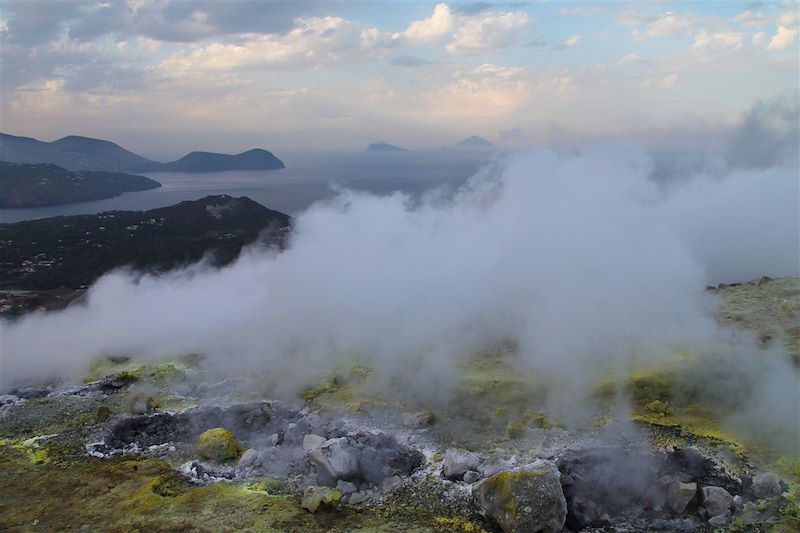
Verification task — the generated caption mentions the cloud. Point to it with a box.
[554,35,582,50]
[659,73,679,88]
[158,17,393,73]
[724,95,800,170]
[402,3,456,44]
[559,7,599,17]
[389,55,433,68]
[1,0,327,45]
[446,10,531,54]
[1,147,796,430]
[766,24,799,50]
[619,10,697,38]
[692,30,745,51]
[399,3,531,55]
[732,10,768,27]
[752,31,767,46]
[618,53,644,65]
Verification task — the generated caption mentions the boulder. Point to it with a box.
[701,486,732,517]
[308,437,360,481]
[381,475,404,493]
[472,461,566,533]
[0,394,20,405]
[443,448,481,480]
[301,486,342,513]
[480,456,516,478]
[238,448,263,470]
[198,427,240,461]
[303,434,326,451]
[665,481,697,515]
[753,472,782,500]
[464,470,481,483]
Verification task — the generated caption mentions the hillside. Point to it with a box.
[0,161,161,208]
[0,195,291,291]
[0,132,286,173]
[0,133,158,172]
[161,148,285,172]
[367,142,407,152]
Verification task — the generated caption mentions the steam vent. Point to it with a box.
[1,1,799,532]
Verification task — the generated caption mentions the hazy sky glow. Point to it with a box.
[0,1,798,158]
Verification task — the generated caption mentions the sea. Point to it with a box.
[0,151,492,223]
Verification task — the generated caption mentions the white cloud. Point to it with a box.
[402,3,455,44]
[159,16,393,73]
[660,73,678,88]
[752,31,767,47]
[560,35,582,48]
[445,10,531,55]
[692,30,745,51]
[620,10,697,38]
[732,11,767,27]
[618,52,643,65]
[647,12,696,37]
[764,10,799,51]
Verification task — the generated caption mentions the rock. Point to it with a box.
[732,495,743,510]
[336,480,357,495]
[463,470,481,483]
[267,432,280,446]
[381,475,404,493]
[443,447,481,480]
[480,456,516,478]
[472,461,566,533]
[708,511,731,527]
[753,472,782,500]
[402,410,435,428]
[0,394,20,405]
[303,434,326,451]
[308,437,359,482]
[198,428,240,461]
[238,448,263,469]
[301,486,342,513]
[347,491,368,505]
[701,486,732,517]
[665,481,697,515]
[567,496,602,529]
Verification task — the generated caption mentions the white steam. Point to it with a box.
[1,147,798,418]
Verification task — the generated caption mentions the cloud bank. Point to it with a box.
[1,148,797,424]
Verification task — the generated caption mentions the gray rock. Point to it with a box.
[308,437,360,481]
[336,480,357,495]
[303,434,326,451]
[472,460,566,533]
[665,481,697,515]
[479,456,516,478]
[267,432,280,446]
[443,447,481,480]
[347,491,368,505]
[401,410,435,428]
[732,495,743,510]
[701,486,732,517]
[381,475,404,493]
[463,470,481,483]
[237,448,263,470]
[0,394,20,405]
[708,511,731,527]
[753,472,782,500]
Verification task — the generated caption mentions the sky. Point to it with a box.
[0,1,798,159]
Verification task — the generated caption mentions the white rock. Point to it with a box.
[303,434,326,451]
[308,437,359,481]
[443,447,481,480]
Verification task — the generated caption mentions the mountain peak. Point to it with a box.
[454,135,494,149]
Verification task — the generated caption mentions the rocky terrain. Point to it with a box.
[0,278,797,532]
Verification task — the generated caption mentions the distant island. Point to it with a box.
[0,161,161,208]
[161,149,284,172]
[366,142,407,152]
[453,135,494,150]
[0,132,285,173]
[0,195,291,295]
